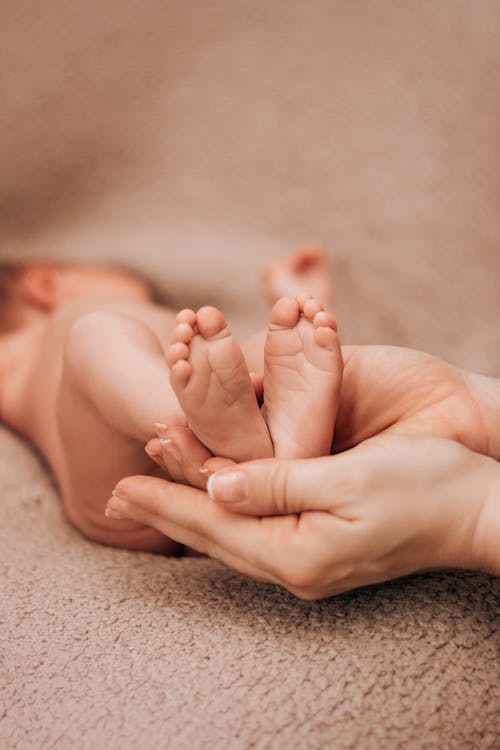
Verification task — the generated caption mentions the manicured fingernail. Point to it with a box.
[207,471,249,503]
[160,438,182,463]
[155,422,168,439]
[105,506,127,520]
[105,490,131,520]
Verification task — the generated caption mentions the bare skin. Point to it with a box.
[263,294,342,458]
[0,252,341,552]
[167,306,273,461]
[3,254,499,568]
[143,342,499,493]
[107,434,500,600]
[167,294,342,460]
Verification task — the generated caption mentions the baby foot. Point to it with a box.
[261,245,335,311]
[167,307,273,461]
[263,295,343,458]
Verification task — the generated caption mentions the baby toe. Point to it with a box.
[196,306,231,340]
[172,322,194,344]
[269,297,301,329]
[170,358,192,386]
[314,325,339,351]
[177,308,197,326]
[166,341,190,368]
[313,310,337,332]
[295,292,314,309]
[302,297,324,320]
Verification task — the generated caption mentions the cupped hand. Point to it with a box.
[142,343,494,493]
[107,434,498,599]
[332,344,491,456]
[139,338,494,502]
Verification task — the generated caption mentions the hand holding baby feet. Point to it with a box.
[263,295,343,458]
[167,307,273,461]
[261,245,335,312]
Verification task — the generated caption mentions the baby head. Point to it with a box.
[0,260,153,334]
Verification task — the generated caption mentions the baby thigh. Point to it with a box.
[56,310,182,553]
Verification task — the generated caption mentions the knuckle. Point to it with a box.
[268,461,293,515]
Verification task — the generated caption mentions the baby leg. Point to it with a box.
[58,310,184,552]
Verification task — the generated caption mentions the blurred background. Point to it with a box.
[1,0,499,371]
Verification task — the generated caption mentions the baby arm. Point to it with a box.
[57,310,182,552]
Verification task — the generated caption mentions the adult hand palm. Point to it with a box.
[333,345,485,454]
[109,433,494,599]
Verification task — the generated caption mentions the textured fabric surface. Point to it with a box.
[1,1,500,747]
[1,426,499,749]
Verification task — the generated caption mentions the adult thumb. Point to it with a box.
[206,455,339,515]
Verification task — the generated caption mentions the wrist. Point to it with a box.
[464,372,500,460]
[429,447,499,574]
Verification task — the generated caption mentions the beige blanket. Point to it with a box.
[1,1,499,746]
[1,425,499,748]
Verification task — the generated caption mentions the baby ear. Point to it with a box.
[18,264,58,311]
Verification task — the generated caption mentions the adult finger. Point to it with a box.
[107,476,344,590]
[107,476,283,585]
[205,449,366,515]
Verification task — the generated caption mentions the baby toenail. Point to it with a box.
[160,439,182,464]
[207,471,249,503]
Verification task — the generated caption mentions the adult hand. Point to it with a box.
[331,345,498,459]
[142,345,499,494]
[106,434,500,599]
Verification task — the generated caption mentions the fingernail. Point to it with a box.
[198,467,209,475]
[105,506,127,520]
[160,438,182,463]
[207,471,249,503]
[155,422,168,439]
[105,490,131,520]
[145,444,161,458]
